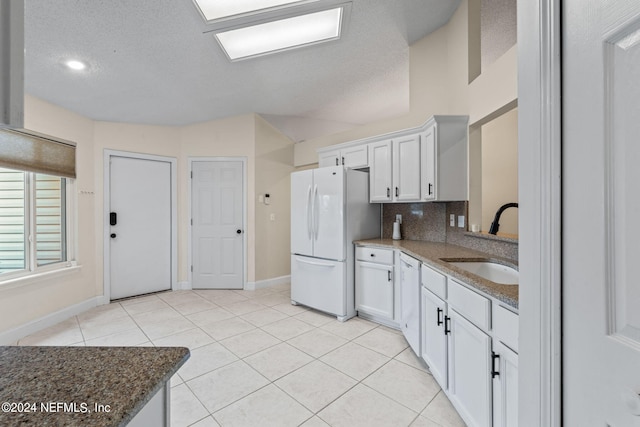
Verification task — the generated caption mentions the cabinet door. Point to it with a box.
[421,287,448,389]
[355,260,394,320]
[421,125,437,201]
[342,145,369,168]
[393,134,421,201]
[400,254,421,355]
[492,341,518,427]
[369,140,392,202]
[447,308,492,427]
[319,150,340,168]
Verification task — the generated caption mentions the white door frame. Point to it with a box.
[517,0,562,425]
[187,157,247,289]
[103,150,178,301]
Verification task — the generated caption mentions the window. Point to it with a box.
[0,167,71,278]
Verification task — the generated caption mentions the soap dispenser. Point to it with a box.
[392,220,402,240]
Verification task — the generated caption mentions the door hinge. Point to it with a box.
[191,265,193,272]
[190,171,193,178]
[190,218,193,226]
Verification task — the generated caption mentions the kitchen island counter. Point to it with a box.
[0,345,189,427]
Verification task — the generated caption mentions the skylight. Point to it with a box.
[193,0,309,22]
[215,7,343,61]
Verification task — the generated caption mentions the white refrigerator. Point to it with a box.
[290,166,380,321]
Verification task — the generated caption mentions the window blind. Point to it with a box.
[0,129,76,178]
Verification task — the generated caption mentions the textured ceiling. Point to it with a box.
[24,0,461,142]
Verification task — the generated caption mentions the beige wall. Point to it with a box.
[93,121,181,290]
[481,108,518,234]
[180,115,257,283]
[294,0,472,166]
[0,99,289,336]
[468,44,517,126]
[254,116,295,281]
[0,95,97,333]
[2,0,518,335]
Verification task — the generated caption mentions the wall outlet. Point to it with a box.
[396,214,402,224]
[458,215,465,228]
[449,214,455,227]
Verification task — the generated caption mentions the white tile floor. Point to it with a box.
[17,285,466,427]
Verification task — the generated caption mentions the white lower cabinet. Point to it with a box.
[355,246,397,326]
[492,340,519,427]
[355,260,394,320]
[447,308,493,427]
[400,253,421,355]
[492,304,519,427]
[420,263,519,427]
[421,286,448,388]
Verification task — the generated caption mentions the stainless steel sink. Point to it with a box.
[444,261,518,285]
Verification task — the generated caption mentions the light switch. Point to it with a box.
[449,214,455,227]
[270,213,276,221]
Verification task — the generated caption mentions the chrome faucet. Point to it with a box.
[488,203,518,235]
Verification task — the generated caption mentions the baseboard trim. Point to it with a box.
[0,296,103,345]
[175,281,191,291]
[245,275,291,291]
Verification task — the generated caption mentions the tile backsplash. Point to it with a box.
[382,201,518,262]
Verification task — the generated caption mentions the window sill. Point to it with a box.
[0,263,82,292]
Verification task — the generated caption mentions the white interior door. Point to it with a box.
[109,156,172,299]
[192,160,244,289]
[563,0,640,424]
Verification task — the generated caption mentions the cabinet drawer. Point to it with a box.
[493,304,519,353]
[356,246,394,264]
[421,264,446,299]
[448,280,491,331]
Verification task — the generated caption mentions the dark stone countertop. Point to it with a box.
[0,346,189,427]
[355,239,519,310]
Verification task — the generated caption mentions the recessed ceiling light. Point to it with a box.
[193,0,308,22]
[65,60,86,71]
[215,7,343,61]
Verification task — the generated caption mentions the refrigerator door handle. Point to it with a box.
[313,184,319,240]
[306,185,313,240]
[294,256,336,268]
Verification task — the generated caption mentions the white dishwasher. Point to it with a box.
[400,253,421,355]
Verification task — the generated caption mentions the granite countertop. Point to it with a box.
[355,239,519,310]
[0,346,189,427]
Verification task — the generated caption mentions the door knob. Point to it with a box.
[110,233,116,238]
[236,229,242,234]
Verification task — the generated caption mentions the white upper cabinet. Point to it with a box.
[369,135,421,203]
[369,140,393,202]
[393,134,421,201]
[318,144,368,169]
[317,115,468,203]
[422,116,469,202]
[421,126,437,201]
